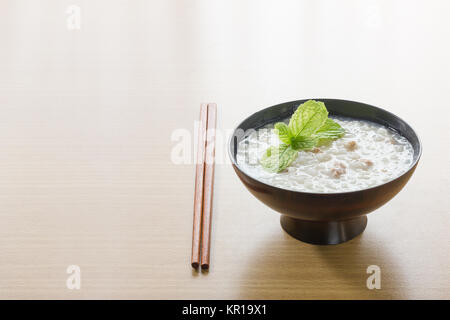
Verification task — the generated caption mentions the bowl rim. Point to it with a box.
[228,98,423,195]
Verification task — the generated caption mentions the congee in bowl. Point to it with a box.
[229,99,421,244]
[237,109,414,193]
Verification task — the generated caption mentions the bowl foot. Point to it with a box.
[280,215,367,245]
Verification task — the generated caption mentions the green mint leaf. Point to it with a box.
[260,100,345,173]
[273,122,291,145]
[314,118,345,146]
[288,100,328,139]
[290,136,318,150]
[260,144,299,173]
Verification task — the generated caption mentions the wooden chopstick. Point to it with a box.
[200,103,217,270]
[191,103,208,268]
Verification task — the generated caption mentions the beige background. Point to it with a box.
[0,0,449,299]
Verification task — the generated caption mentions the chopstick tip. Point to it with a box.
[201,263,209,270]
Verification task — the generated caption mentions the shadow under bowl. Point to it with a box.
[228,99,422,245]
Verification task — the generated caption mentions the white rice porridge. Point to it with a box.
[236,116,414,193]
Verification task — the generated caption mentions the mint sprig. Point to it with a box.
[260,100,345,173]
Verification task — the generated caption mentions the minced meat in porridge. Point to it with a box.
[236,116,414,193]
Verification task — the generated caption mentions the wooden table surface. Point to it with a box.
[0,1,449,299]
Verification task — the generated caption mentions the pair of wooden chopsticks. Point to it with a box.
[191,103,217,270]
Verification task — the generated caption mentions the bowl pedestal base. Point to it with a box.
[280,215,368,245]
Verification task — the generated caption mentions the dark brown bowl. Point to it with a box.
[228,99,422,245]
